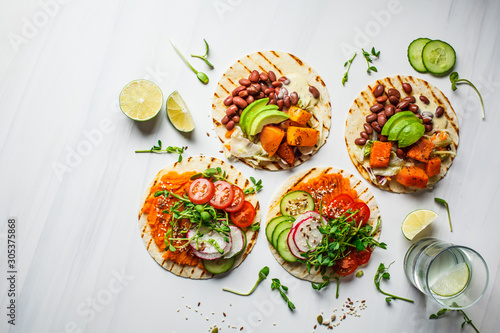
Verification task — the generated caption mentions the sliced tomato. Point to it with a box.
[347,202,370,227]
[324,193,354,219]
[188,178,215,204]
[333,253,358,276]
[354,248,372,265]
[229,201,256,228]
[225,185,245,212]
[209,181,234,209]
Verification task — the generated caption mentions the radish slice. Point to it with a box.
[291,211,320,230]
[292,214,325,252]
[188,227,229,257]
[224,225,245,259]
[192,248,224,260]
[287,228,303,259]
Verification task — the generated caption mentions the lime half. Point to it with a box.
[119,79,163,121]
[166,90,195,132]
[431,262,470,297]
[401,209,438,240]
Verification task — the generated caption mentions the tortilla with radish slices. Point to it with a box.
[345,75,459,193]
[138,156,260,279]
[212,50,331,170]
[266,167,382,283]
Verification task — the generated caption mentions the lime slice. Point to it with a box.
[401,209,438,240]
[119,79,163,121]
[431,262,470,297]
[166,91,195,132]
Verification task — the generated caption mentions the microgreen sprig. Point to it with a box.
[429,308,480,333]
[136,140,184,162]
[271,278,295,310]
[450,72,485,119]
[435,197,452,232]
[342,52,357,86]
[374,262,414,303]
[243,177,263,194]
[170,38,209,84]
[362,47,380,74]
[190,167,229,182]
[191,39,214,69]
[222,266,269,296]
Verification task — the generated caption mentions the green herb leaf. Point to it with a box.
[430,308,480,333]
[341,52,357,86]
[449,72,485,119]
[222,266,269,296]
[243,177,264,194]
[191,39,214,69]
[374,262,414,303]
[435,197,453,232]
[362,47,380,74]
[271,278,295,310]
[170,38,209,84]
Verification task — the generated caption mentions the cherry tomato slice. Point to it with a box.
[347,202,370,227]
[229,201,256,228]
[324,193,354,219]
[187,178,215,204]
[225,186,245,212]
[354,248,372,265]
[333,253,358,276]
[209,181,234,209]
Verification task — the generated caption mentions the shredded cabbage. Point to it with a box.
[372,152,404,176]
[229,127,266,158]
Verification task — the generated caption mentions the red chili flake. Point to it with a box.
[197,302,201,307]
[223,312,226,317]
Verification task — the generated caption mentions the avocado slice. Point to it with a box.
[387,116,421,141]
[381,111,415,136]
[397,121,425,148]
[248,110,289,136]
[239,98,269,133]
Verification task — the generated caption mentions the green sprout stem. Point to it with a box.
[435,197,452,232]
[170,38,209,84]
[450,72,485,119]
[222,266,269,296]
[191,39,214,69]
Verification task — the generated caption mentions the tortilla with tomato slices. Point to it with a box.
[212,50,331,170]
[266,167,381,283]
[345,75,459,193]
[138,156,260,279]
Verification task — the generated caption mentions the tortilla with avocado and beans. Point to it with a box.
[138,156,260,279]
[212,50,331,170]
[265,167,382,283]
[345,75,459,193]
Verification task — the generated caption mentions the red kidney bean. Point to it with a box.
[396,148,405,159]
[246,95,254,104]
[278,76,288,82]
[272,81,282,88]
[247,86,258,96]
[274,87,281,94]
[309,86,320,98]
[370,103,384,113]
[226,105,238,116]
[422,117,433,124]
[419,95,430,105]
[376,95,388,103]
[264,88,274,95]
[239,78,251,86]
[402,83,412,94]
[378,135,388,142]
[371,121,382,133]
[355,138,367,145]
[408,104,419,113]
[268,99,277,105]
[389,96,400,105]
[238,90,249,98]
[290,92,299,105]
[267,71,276,82]
[226,120,235,130]
[366,113,378,123]
[373,84,385,97]
[387,88,401,98]
[257,92,265,99]
[281,87,288,96]
[395,108,402,113]
[284,96,291,108]
[260,82,267,91]
[221,115,229,125]
[402,96,416,103]
[232,115,240,123]
[259,72,269,82]
[396,100,410,110]
[269,92,276,100]
[251,83,261,92]
[425,124,433,132]
[224,96,233,106]
[422,111,434,118]
[249,70,259,83]
[363,123,373,134]
[435,106,444,118]
[360,131,369,139]
[384,104,396,117]
[232,86,245,96]
[233,96,248,109]
[378,113,387,127]
[415,114,422,120]
[277,99,284,110]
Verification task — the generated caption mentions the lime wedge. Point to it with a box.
[401,209,438,240]
[431,262,470,297]
[119,79,163,121]
[166,91,195,132]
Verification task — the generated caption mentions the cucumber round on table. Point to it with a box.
[276,228,297,263]
[266,215,294,243]
[272,220,294,248]
[202,257,236,274]
[280,190,315,216]
[407,38,431,72]
[422,40,456,75]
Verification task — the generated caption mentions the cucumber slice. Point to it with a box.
[276,228,297,262]
[407,38,431,73]
[280,190,315,216]
[422,40,456,75]
[202,256,236,274]
[272,220,293,248]
[266,215,294,243]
